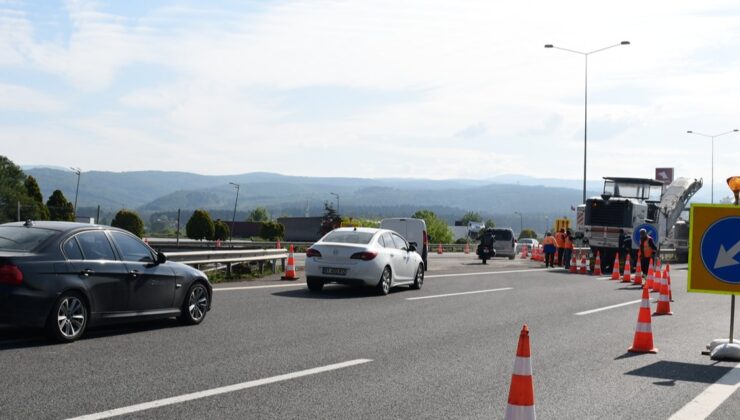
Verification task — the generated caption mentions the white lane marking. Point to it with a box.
[67,359,373,420]
[574,299,643,316]
[406,287,512,301]
[668,363,740,420]
[213,284,304,291]
[425,268,548,279]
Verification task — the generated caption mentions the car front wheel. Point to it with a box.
[377,267,392,295]
[180,283,210,325]
[411,264,424,290]
[47,292,88,343]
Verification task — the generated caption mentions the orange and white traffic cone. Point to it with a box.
[579,253,587,274]
[281,244,300,280]
[504,325,536,420]
[646,259,655,291]
[666,265,673,301]
[569,253,577,273]
[520,245,528,259]
[611,253,621,280]
[653,270,673,316]
[593,251,602,276]
[633,251,642,285]
[628,284,658,354]
[653,259,662,292]
[437,243,443,254]
[622,255,632,283]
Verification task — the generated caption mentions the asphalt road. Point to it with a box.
[1,254,738,419]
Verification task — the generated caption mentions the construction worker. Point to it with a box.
[542,232,557,268]
[639,228,657,275]
[563,230,574,270]
[555,228,566,266]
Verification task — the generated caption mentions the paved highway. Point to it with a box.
[1,254,738,419]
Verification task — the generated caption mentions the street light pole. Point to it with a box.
[229,182,240,243]
[330,192,339,214]
[545,41,630,204]
[686,129,738,203]
[514,211,523,234]
[70,167,81,219]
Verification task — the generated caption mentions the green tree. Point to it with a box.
[46,190,75,221]
[319,201,342,235]
[460,211,482,225]
[247,207,270,222]
[213,219,230,241]
[0,155,31,223]
[24,176,49,220]
[518,229,537,240]
[484,218,496,228]
[260,221,285,241]
[111,209,145,238]
[186,209,215,240]
[412,209,452,244]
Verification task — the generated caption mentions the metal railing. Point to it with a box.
[165,249,289,274]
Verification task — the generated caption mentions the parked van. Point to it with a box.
[491,228,516,260]
[380,218,429,270]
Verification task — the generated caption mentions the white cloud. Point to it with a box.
[0,83,64,112]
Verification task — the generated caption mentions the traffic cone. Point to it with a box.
[653,270,673,316]
[611,253,621,280]
[666,265,673,301]
[569,253,577,273]
[622,255,632,283]
[504,325,536,420]
[281,244,300,280]
[593,251,602,276]
[633,251,642,285]
[464,242,470,255]
[651,259,661,293]
[520,245,528,259]
[437,243,443,254]
[628,284,658,354]
[646,259,655,291]
[579,252,587,274]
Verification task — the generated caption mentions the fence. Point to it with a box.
[164,249,289,274]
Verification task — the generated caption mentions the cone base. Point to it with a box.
[653,311,673,316]
[281,275,300,281]
[628,346,658,354]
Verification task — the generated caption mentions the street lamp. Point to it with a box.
[330,192,339,214]
[686,129,738,203]
[229,182,240,242]
[545,41,630,204]
[514,211,523,234]
[70,167,81,219]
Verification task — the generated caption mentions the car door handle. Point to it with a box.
[80,269,95,277]
[129,270,139,278]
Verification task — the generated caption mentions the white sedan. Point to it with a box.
[304,227,425,295]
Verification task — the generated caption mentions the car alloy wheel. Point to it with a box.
[57,296,86,339]
[181,283,209,325]
[411,265,424,289]
[377,267,392,295]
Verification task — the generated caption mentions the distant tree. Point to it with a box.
[460,211,482,226]
[213,219,230,241]
[319,201,342,235]
[46,190,75,221]
[24,176,49,220]
[186,209,215,240]
[247,207,271,222]
[412,209,452,244]
[111,209,145,238]
[0,155,31,223]
[518,229,537,240]
[484,218,496,228]
[719,196,733,204]
[260,221,285,241]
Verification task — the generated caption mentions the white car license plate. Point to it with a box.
[322,267,347,275]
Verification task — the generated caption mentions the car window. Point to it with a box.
[322,230,374,244]
[381,233,395,248]
[76,231,117,261]
[391,234,407,250]
[62,238,84,260]
[110,231,154,263]
[0,226,57,252]
[494,230,513,241]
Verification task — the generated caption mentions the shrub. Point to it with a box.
[186,209,215,240]
[111,209,145,237]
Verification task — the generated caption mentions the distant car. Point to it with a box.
[491,228,517,259]
[515,238,539,255]
[0,221,212,342]
[304,227,424,295]
[379,218,429,271]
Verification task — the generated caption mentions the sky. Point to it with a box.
[1,0,739,191]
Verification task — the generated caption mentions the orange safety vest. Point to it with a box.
[555,232,565,248]
[564,237,573,249]
[542,236,557,246]
[640,237,654,258]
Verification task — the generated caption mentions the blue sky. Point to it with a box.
[1,0,739,197]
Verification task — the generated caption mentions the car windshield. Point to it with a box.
[322,231,375,244]
[0,226,58,252]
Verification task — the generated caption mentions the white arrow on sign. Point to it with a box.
[714,240,740,269]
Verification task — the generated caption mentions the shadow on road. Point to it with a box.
[625,360,736,384]
[273,285,407,300]
[0,319,184,351]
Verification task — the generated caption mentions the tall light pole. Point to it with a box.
[514,211,523,234]
[229,182,240,242]
[330,192,339,214]
[70,167,81,219]
[545,41,630,204]
[686,129,738,203]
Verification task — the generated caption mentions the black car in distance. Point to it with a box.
[0,221,212,342]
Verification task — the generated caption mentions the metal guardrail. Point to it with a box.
[165,249,289,274]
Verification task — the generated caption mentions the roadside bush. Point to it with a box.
[260,221,285,241]
[213,219,230,241]
[111,209,145,237]
[412,209,452,244]
[46,190,75,221]
[518,229,538,240]
[186,209,215,240]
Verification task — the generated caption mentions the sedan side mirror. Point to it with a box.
[408,242,417,252]
[156,251,167,264]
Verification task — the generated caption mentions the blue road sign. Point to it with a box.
[700,216,740,284]
[633,224,659,248]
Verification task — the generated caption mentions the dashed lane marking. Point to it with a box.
[406,287,513,301]
[574,299,643,316]
[66,359,373,420]
[668,363,740,420]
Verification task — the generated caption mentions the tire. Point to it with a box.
[46,291,88,343]
[411,264,424,290]
[508,255,515,260]
[307,277,324,292]
[376,267,392,296]
[422,251,428,272]
[180,283,210,325]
